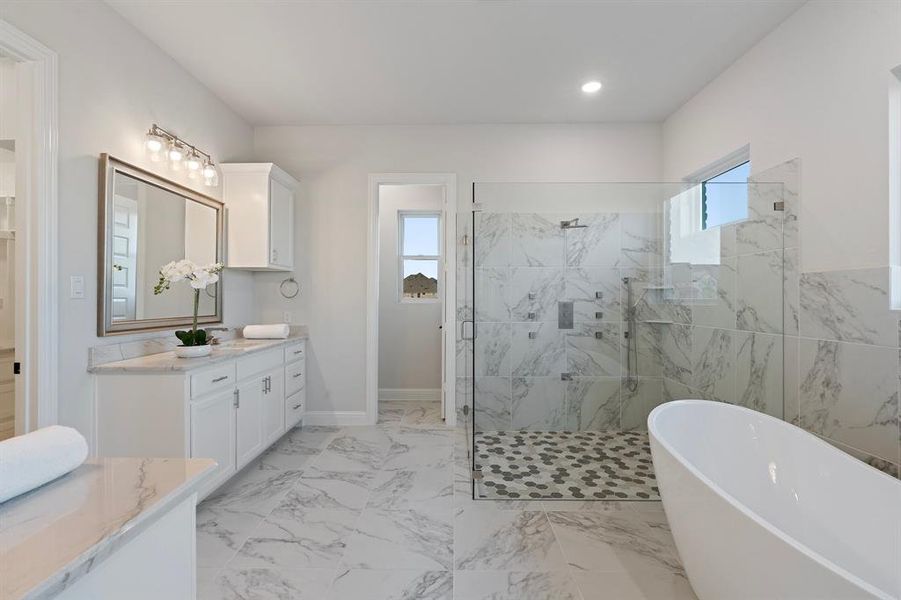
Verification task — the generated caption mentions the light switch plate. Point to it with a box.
[70,275,85,299]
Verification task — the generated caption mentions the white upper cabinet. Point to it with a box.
[221,163,297,271]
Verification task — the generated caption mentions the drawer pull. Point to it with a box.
[292,403,302,410]
[293,349,303,355]
[212,375,229,383]
[292,372,303,378]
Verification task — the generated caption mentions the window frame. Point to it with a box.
[683,147,751,233]
[397,210,442,304]
[700,159,751,230]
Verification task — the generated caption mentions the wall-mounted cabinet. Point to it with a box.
[221,163,298,271]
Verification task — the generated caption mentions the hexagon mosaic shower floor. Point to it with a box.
[473,430,660,501]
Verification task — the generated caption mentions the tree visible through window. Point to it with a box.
[702,161,750,229]
[399,212,441,300]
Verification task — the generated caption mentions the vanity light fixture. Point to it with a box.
[144,130,165,162]
[581,80,602,94]
[202,160,220,187]
[185,150,203,179]
[167,141,185,170]
[143,124,220,186]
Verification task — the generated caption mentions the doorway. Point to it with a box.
[367,174,457,427]
[0,20,60,436]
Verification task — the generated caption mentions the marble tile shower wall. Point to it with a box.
[455,210,665,433]
[455,162,900,477]
[662,158,900,477]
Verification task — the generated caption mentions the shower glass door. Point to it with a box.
[470,182,785,501]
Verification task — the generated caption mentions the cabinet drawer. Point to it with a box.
[286,360,305,397]
[284,342,305,363]
[237,348,284,381]
[285,389,305,428]
[190,362,236,398]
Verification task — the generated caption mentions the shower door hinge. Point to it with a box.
[462,405,470,416]
[773,201,785,212]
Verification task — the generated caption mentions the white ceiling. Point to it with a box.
[107,0,803,126]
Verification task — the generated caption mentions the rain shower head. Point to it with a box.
[560,218,587,229]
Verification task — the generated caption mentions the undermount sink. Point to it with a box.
[214,338,277,351]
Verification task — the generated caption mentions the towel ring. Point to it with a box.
[279,277,300,299]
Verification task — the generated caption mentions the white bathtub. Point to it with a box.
[649,400,901,600]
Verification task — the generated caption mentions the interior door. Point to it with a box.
[110,196,138,321]
[269,178,293,268]
[190,388,236,494]
[235,376,264,468]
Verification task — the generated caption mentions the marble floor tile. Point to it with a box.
[573,569,697,600]
[230,508,359,569]
[454,507,568,571]
[196,423,692,600]
[313,429,393,472]
[454,570,580,600]
[283,467,376,512]
[203,465,303,514]
[328,569,453,600]
[342,508,454,570]
[367,466,454,513]
[401,402,445,427]
[198,567,335,600]
[378,406,406,424]
[196,506,266,568]
[547,509,684,576]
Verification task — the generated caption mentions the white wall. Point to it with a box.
[378,184,443,392]
[253,123,662,414]
[1,1,255,446]
[662,0,901,273]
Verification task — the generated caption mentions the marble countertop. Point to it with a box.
[0,457,216,600]
[88,332,308,374]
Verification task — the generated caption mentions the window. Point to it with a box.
[701,160,750,229]
[399,212,441,301]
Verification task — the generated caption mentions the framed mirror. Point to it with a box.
[98,154,224,336]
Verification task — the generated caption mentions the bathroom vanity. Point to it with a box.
[0,456,215,600]
[89,335,306,499]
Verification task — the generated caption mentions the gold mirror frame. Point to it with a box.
[97,154,225,336]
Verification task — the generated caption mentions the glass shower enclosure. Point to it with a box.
[460,181,786,501]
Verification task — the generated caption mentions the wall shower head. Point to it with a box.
[560,218,588,229]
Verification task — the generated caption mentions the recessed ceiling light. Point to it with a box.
[582,80,602,94]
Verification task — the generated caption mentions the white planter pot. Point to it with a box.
[174,345,212,359]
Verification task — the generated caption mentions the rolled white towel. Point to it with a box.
[243,323,290,339]
[0,426,88,503]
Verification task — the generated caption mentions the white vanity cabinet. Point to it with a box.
[94,339,307,499]
[221,162,298,271]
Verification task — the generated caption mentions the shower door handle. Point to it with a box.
[461,320,476,340]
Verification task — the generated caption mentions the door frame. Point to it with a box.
[0,20,59,433]
[367,173,457,427]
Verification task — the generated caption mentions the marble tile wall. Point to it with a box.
[457,209,664,433]
[660,158,900,476]
[458,164,901,477]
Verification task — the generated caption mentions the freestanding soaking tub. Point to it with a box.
[649,400,901,600]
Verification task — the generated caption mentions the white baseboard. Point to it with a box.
[303,411,371,426]
[378,388,441,402]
